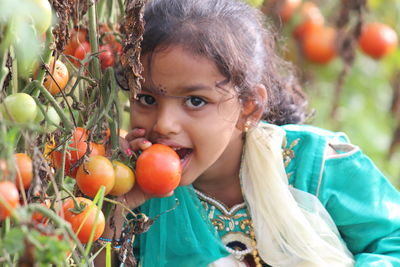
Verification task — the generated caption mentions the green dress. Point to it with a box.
[135,124,400,266]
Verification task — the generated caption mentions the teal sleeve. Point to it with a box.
[318,150,400,266]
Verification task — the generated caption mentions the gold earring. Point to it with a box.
[244,120,251,133]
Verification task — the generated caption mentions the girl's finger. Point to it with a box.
[125,128,146,142]
[129,137,152,151]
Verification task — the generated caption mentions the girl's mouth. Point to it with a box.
[173,147,192,170]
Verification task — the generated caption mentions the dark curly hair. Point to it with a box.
[141,0,308,125]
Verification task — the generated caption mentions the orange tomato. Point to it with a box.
[43,59,69,95]
[31,193,51,224]
[63,28,88,56]
[76,155,115,197]
[51,127,89,178]
[62,197,105,243]
[358,22,398,60]
[109,161,135,196]
[279,0,302,23]
[136,144,181,196]
[90,142,106,157]
[293,1,325,41]
[0,181,19,221]
[303,26,337,64]
[14,153,33,190]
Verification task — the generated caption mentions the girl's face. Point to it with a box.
[130,45,245,186]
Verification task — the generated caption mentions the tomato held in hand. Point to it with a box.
[14,153,33,190]
[136,144,181,196]
[1,93,38,123]
[43,59,69,95]
[358,22,398,60]
[76,155,115,197]
[0,181,19,221]
[109,161,135,196]
[303,26,337,64]
[62,197,105,243]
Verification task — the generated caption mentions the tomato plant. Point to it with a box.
[136,144,181,196]
[43,59,69,95]
[1,93,38,123]
[76,155,115,197]
[0,181,19,221]
[109,160,135,196]
[303,26,337,64]
[35,105,61,132]
[62,197,105,244]
[358,22,398,60]
[14,153,33,190]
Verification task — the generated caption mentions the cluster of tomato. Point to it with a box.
[273,0,398,64]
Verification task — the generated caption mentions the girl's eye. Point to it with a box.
[137,94,156,105]
[185,96,207,109]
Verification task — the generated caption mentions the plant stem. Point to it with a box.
[88,0,101,81]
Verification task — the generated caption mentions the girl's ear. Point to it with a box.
[237,84,268,131]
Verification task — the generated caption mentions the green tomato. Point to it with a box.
[35,105,61,132]
[1,93,38,123]
[31,0,52,34]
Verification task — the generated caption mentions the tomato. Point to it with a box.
[303,26,337,64]
[279,0,302,23]
[293,2,325,41]
[0,181,19,221]
[109,161,135,196]
[43,59,69,95]
[1,93,38,123]
[136,144,181,196]
[51,127,89,177]
[73,41,91,67]
[62,197,105,243]
[76,155,115,197]
[14,153,33,190]
[99,45,115,70]
[31,193,51,223]
[31,0,52,34]
[358,22,398,60]
[0,159,10,178]
[90,142,106,157]
[35,105,61,132]
[64,28,88,56]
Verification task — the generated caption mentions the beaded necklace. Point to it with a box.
[194,189,264,267]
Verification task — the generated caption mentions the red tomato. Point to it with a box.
[73,41,91,67]
[31,193,51,223]
[99,45,115,70]
[76,155,115,197]
[0,181,19,221]
[303,26,337,64]
[62,197,105,243]
[293,2,325,41]
[43,59,69,95]
[109,161,135,196]
[136,144,181,196]
[64,28,88,56]
[51,127,89,178]
[14,153,33,190]
[358,22,398,60]
[279,0,302,23]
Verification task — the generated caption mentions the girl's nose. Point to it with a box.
[152,106,182,136]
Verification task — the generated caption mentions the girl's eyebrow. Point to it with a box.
[141,84,214,96]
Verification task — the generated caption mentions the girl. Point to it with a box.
[99,0,400,266]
